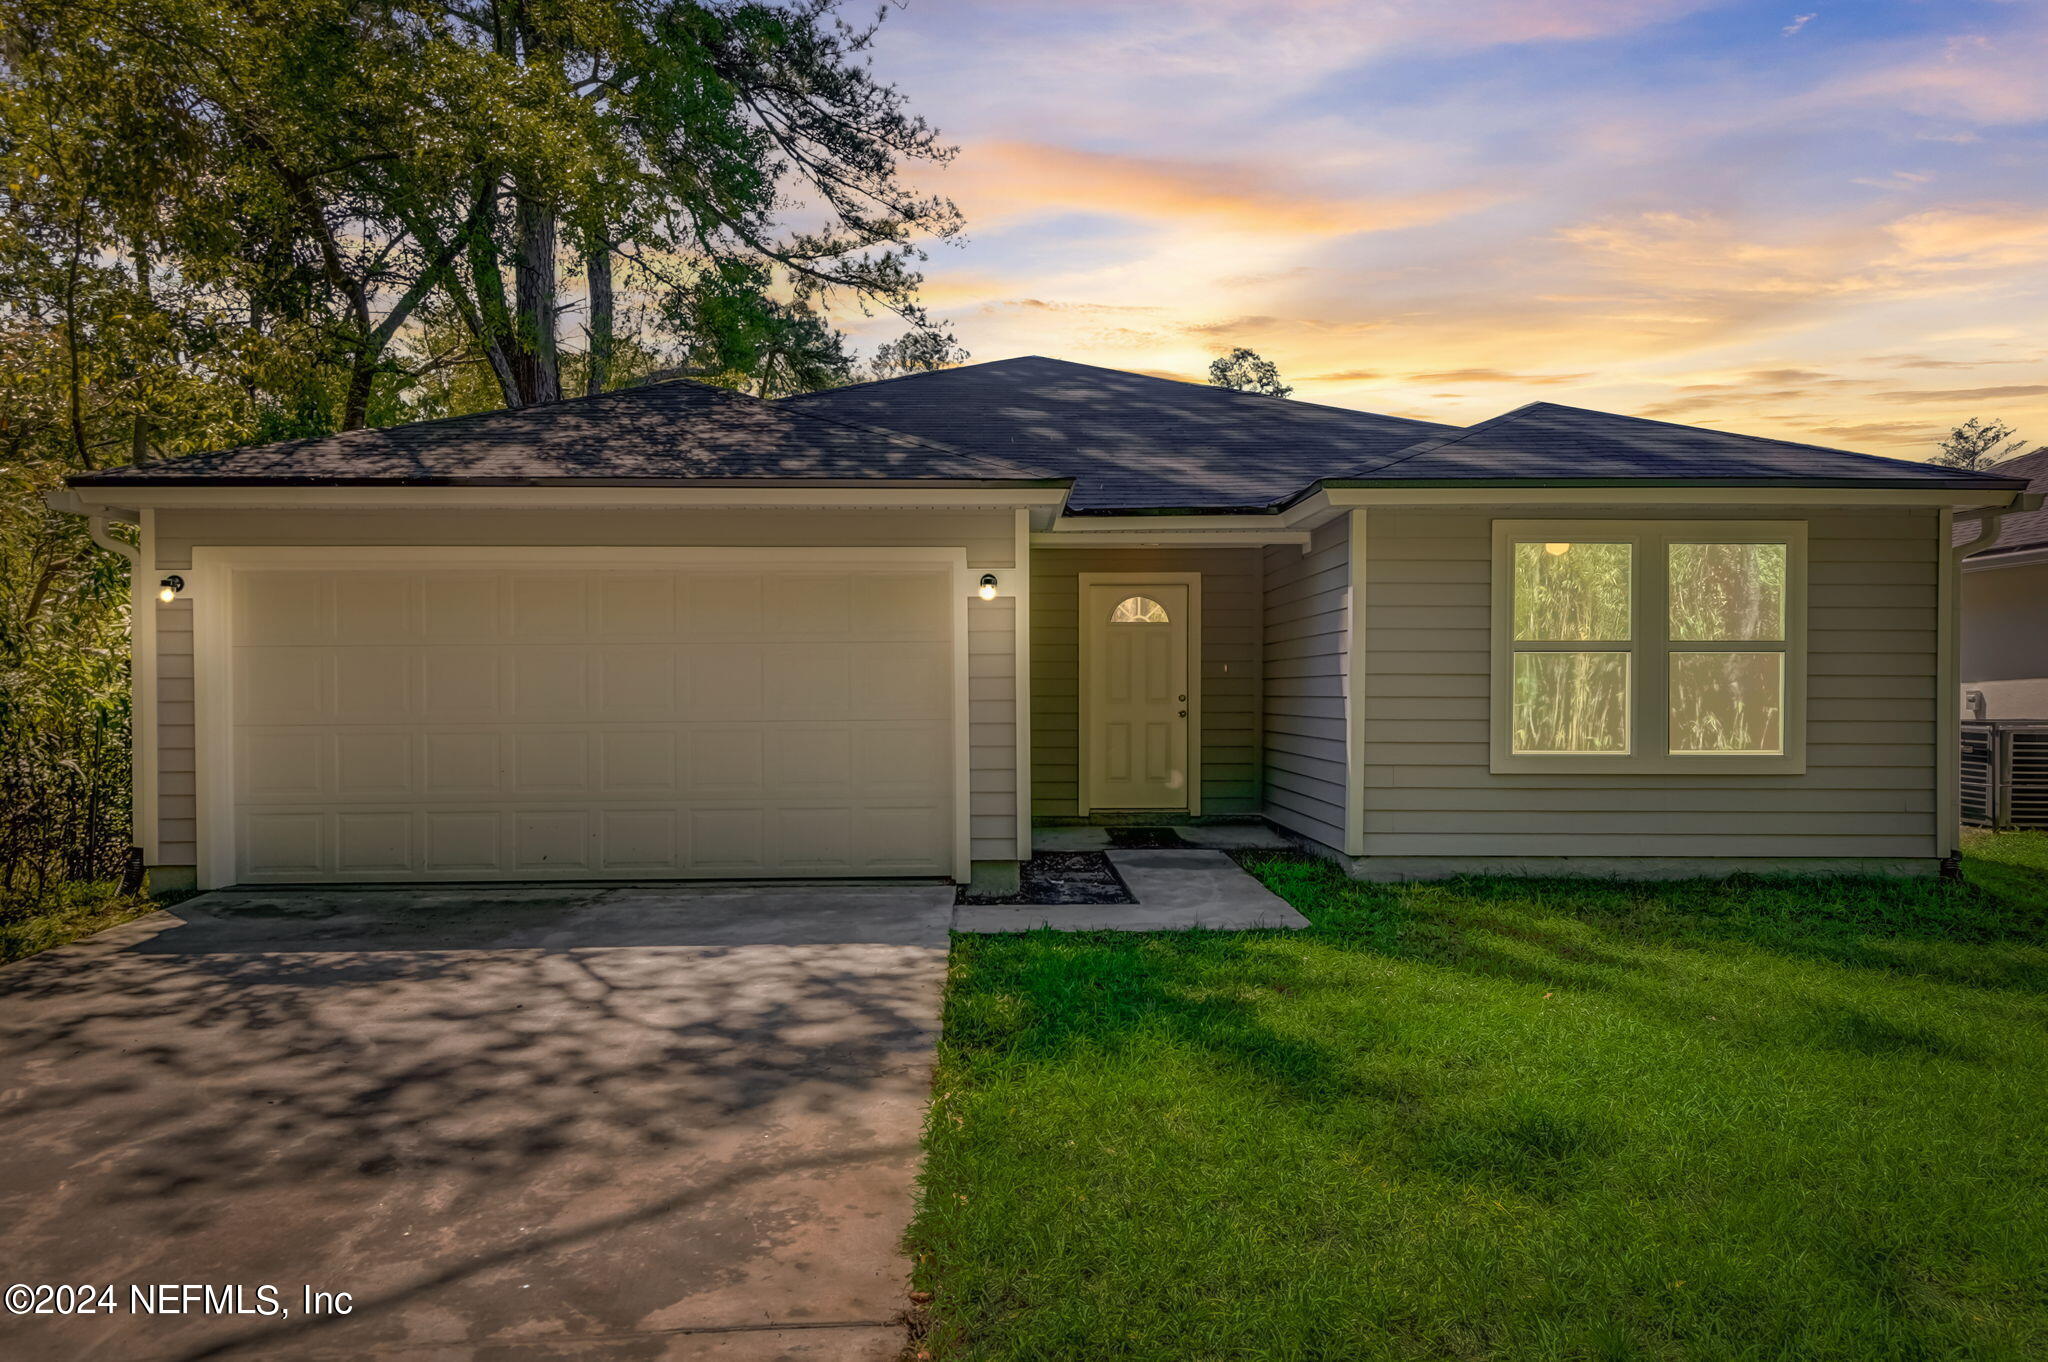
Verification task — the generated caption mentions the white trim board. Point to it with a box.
[1075,572,1203,817]
[189,544,974,889]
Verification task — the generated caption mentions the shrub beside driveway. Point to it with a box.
[909,832,2048,1360]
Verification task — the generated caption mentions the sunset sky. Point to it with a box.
[837,0,2048,461]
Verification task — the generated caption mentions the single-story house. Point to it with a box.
[1961,446,2048,720]
[54,357,2038,892]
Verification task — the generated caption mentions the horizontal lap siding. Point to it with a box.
[150,508,1019,870]
[1263,516,1349,849]
[1360,508,1940,860]
[1030,547,1262,818]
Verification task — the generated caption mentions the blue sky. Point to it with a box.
[834,0,2048,457]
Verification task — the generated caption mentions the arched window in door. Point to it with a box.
[1108,595,1170,624]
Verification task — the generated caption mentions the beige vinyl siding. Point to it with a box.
[1261,515,1350,850]
[1361,507,1939,860]
[149,507,1018,870]
[1030,547,1262,818]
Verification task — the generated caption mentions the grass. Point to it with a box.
[0,879,168,964]
[910,831,2048,1361]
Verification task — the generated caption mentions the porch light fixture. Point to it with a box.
[977,573,999,601]
[157,574,184,604]
[1544,542,1572,556]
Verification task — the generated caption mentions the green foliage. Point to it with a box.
[1206,345,1292,397]
[913,837,2048,1360]
[1932,416,2031,470]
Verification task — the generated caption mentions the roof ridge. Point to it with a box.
[1334,401,1539,478]
[1519,399,2015,478]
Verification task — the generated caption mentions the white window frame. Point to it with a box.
[1490,520,1807,775]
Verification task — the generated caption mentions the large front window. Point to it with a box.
[1492,522,1805,773]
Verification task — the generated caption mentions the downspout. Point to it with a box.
[1940,507,2012,876]
[46,492,150,889]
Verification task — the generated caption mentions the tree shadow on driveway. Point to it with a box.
[0,884,951,1361]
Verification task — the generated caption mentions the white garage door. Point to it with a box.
[225,562,956,882]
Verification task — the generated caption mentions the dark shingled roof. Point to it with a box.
[1961,446,2048,559]
[70,377,1059,487]
[782,356,1457,511]
[1325,401,2033,492]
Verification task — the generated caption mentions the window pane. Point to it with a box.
[1669,542,1785,641]
[1109,595,1169,624]
[1513,542,1631,641]
[1670,652,1784,754]
[1512,652,1630,754]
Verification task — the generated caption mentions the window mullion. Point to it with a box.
[1642,531,1668,761]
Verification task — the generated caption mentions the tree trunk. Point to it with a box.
[513,189,560,405]
[585,244,613,397]
[342,354,378,432]
[130,241,152,463]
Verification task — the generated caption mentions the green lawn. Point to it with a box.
[911,832,2048,1361]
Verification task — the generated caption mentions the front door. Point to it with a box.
[1085,581,1191,810]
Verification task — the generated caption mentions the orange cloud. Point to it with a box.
[945,141,1497,236]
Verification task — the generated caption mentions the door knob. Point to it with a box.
[1178,709,1188,718]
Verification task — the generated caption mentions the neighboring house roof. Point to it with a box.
[69,377,1060,487]
[781,356,1459,512]
[1961,447,2048,561]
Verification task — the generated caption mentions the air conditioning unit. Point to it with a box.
[1961,720,2048,830]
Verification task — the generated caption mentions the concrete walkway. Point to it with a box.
[953,849,1311,934]
[0,885,952,1361]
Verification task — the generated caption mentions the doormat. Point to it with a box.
[1106,826,1187,849]
[957,851,1136,906]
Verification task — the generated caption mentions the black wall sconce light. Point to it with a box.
[157,574,184,604]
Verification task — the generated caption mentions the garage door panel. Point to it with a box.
[423,575,503,642]
[600,809,679,870]
[764,574,851,637]
[515,811,592,872]
[855,724,950,798]
[336,730,414,797]
[683,574,764,637]
[422,648,504,720]
[511,731,591,795]
[231,564,956,883]
[764,644,851,719]
[602,730,678,795]
[686,728,764,798]
[595,573,676,639]
[334,648,416,723]
[688,808,765,873]
[244,811,326,876]
[767,727,852,798]
[686,649,765,720]
[509,574,590,641]
[335,574,418,644]
[424,811,501,872]
[425,732,503,795]
[237,648,331,724]
[238,574,332,644]
[852,641,949,717]
[772,808,853,870]
[595,648,679,719]
[241,730,329,798]
[337,811,412,874]
[510,648,589,720]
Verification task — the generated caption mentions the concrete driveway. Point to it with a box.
[0,884,953,1361]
